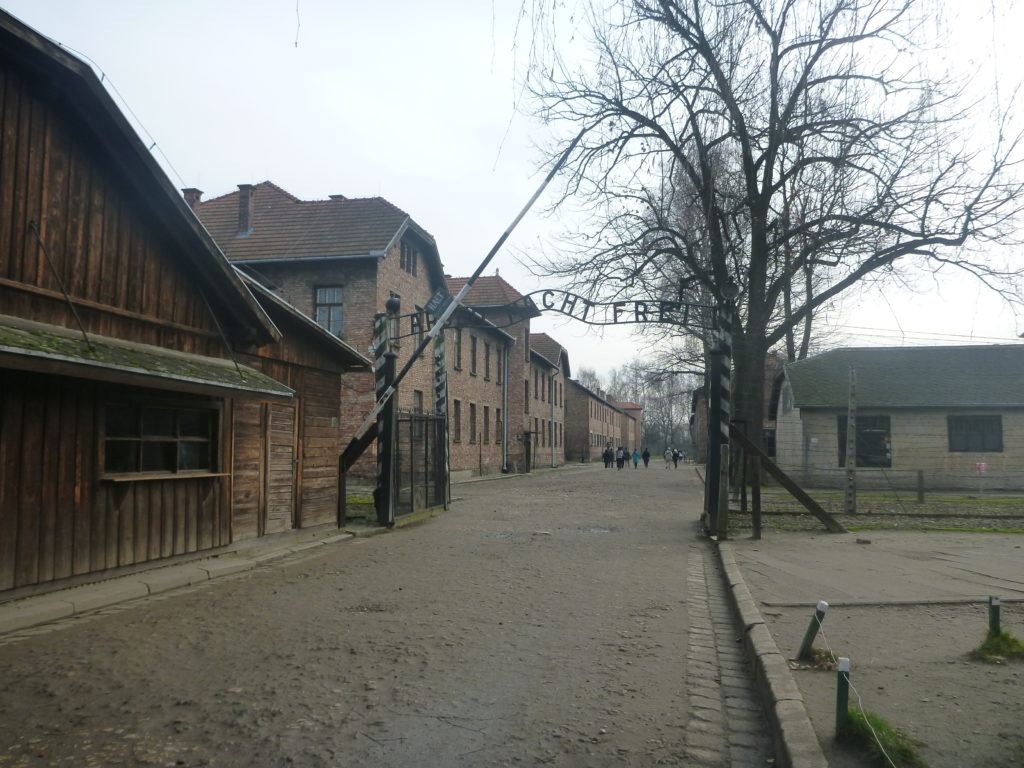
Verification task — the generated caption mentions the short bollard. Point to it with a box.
[836,657,851,737]
[797,600,829,660]
[989,596,1001,636]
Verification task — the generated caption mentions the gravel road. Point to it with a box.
[0,463,763,767]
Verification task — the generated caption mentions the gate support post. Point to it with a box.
[376,350,397,527]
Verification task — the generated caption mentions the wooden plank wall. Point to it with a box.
[300,369,342,526]
[0,61,225,356]
[0,370,226,591]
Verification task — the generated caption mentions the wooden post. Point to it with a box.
[751,454,762,540]
[718,443,730,540]
[916,470,924,503]
[836,658,851,737]
[844,367,856,515]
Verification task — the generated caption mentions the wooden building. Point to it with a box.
[0,12,368,595]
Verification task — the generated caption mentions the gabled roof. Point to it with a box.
[194,182,445,286]
[445,275,541,318]
[0,10,279,346]
[237,271,371,370]
[786,345,1024,409]
[529,332,571,376]
[617,401,643,411]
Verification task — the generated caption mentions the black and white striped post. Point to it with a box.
[374,298,400,527]
[705,278,738,539]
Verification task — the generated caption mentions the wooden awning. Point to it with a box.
[0,315,293,399]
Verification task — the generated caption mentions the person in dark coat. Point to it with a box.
[641,447,650,468]
[672,448,680,469]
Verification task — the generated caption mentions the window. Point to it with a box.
[948,415,1003,452]
[313,286,343,337]
[541,418,546,446]
[496,408,502,444]
[483,406,490,443]
[453,400,462,443]
[413,390,424,413]
[400,242,419,276]
[541,373,546,402]
[470,336,478,375]
[524,380,529,413]
[484,343,491,380]
[469,403,477,443]
[412,307,424,345]
[837,415,891,468]
[496,347,503,384]
[534,369,538,399]
[454,330,462,370]
[534,418,539,444]
[104,403,217,476]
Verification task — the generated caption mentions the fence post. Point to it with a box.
[836,657,851,736]
[989,596,1002,636]
[844,367,857,515]
[916,469,924,503]
[797,600,829,660]
[718,443,730,540]
[751,454,762,540]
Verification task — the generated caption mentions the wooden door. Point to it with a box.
[264,403,296,534]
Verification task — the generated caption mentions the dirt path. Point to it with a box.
[0,464,760,767]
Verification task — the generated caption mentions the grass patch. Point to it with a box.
[970,630,1024,663]
[845,524,1024,534]
[841,708,927,768]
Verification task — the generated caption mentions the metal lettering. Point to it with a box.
[541,290,556,310]
[612,302,626,323]
[634,301,649,323]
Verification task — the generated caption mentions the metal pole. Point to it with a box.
[797,600,829,660]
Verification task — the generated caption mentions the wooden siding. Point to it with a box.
[0,62,225,356]
[0,370,228,591]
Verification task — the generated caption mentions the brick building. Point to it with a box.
[444,303,515,479]
[529,333,570,468]
[616,402,644,450]
[445,275,541,471]
[565,380,625,462]
[190,183,443,476]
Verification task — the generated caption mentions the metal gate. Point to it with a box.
[395,411,446,516]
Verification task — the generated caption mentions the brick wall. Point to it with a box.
[565,380,619,462]
[526,354,566,468]
[445,324,509,476]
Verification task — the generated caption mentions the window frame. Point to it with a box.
[101,396,222,480]
[469,403,477,444]
[837,414,892,468]
[452,399,462,443]
[470,335,478,376]
[313,285,344,337]
[948,414,1003,453]
[454,329,463,371]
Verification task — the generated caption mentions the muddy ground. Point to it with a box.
[0,465,734,767]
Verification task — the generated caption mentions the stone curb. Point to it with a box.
[0,531,356,637]
[716,541,829,768]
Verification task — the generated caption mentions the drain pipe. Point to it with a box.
[501,341,510,472]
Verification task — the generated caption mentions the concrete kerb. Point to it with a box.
[0,530,361,637]
[717,540,829,768]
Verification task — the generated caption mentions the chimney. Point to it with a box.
[328,194,347,201]
[181,188,203,209]
[237,183,254,235]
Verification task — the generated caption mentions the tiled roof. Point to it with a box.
[445,275,528,307]
[617,401,643,410]
[786,345,1024,408]
[529,332,567,369]
[194,182,436,262]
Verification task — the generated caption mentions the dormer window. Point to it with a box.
[400,242,419,276]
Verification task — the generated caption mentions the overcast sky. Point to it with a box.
[5,0,1024,376]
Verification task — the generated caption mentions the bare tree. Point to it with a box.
[528,0,1024,443]
[574,365,603,392]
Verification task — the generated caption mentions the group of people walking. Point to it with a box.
[601,445,687,470]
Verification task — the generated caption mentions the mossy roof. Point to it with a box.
[0,317,292,398]
[785,345,1024,409]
